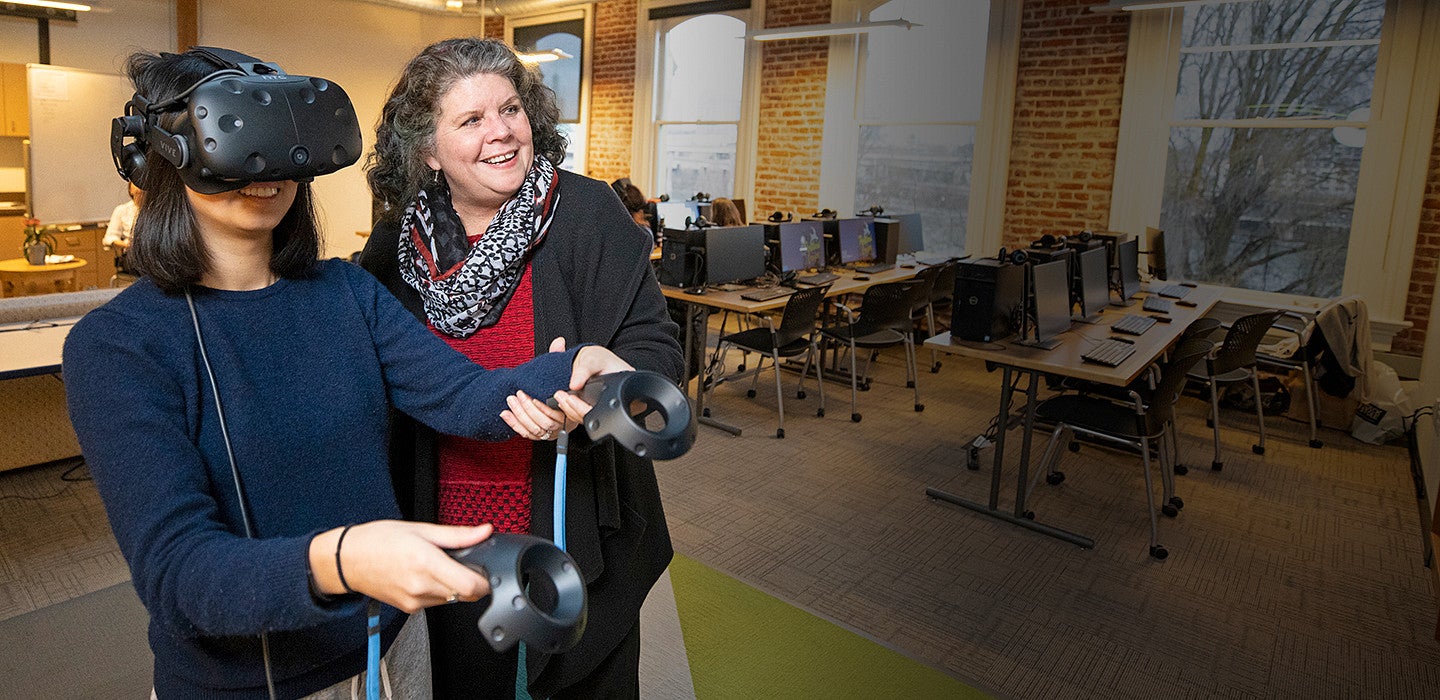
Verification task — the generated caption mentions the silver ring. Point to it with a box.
[540,430,553,440]
[446,592,459,604]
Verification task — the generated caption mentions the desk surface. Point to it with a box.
[660,265,923,313]
[0,258,88,273]
[925,285,1224,386]
[0,319,76,380]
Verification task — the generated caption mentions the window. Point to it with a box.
[1111,0,1440,325]
[820,1,1020,258]
[633,1,759,202]
[508,9,592,173]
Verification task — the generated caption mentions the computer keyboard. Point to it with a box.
[1112,314,1156,336]
[1142,296,1174,314]
[740,286,795,302]
[795,271,840,286]
[1156,284,1192,299]
[1082,337,1137,367]
[854,263,892,274]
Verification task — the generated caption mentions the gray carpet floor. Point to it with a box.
[2,335,1438,697]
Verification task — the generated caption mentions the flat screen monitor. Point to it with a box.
[893,213,923,254]
[776,221,826,273]
[1118,238,1142,300]
[704,225,766,286]
[1031,259,1071,349]
[836,218,877,264]
[1076,246,1110,321]
[1144,226,1167,280]
[655,201,696,230]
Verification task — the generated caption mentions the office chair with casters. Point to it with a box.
[1035,337,1213,560]
[1188,309,1286,471]
[713,284,829,438]
[909,261,958,373]
[818,279,928,422]
[1253,310,1326,450]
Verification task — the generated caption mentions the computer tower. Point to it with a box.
[953,258,1026,342]
[657,228,705,288]
[872,217,902,264]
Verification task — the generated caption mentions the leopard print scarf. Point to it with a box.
[397,157,559,338]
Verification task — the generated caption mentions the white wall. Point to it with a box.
[3,0,486,260]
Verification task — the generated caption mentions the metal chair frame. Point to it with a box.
[818,280,927,423]
[713,284,830,438]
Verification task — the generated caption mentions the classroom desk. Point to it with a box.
[922,284,1224,548]
[0,318,75,380]
[661,265,922,435]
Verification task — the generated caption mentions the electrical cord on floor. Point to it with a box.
[0,459,89,502]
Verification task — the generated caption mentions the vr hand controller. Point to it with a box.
[446,534,587,653]
[548,370,696,460]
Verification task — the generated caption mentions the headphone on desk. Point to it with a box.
[767,211,793,223]
[811,208,837,220]
[997,247,1028,265]
[858,205,884,217]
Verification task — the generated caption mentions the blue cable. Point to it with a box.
[367,599,380,700]
[554,430,569,552]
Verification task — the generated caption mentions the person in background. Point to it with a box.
[613,178,656,241]
[103,182,143,270]
[64,47,632,698]
[362,37,683,698]
[709,197,745,227]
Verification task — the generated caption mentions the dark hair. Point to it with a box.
[367,37,567,217]
[615,181,647,214]
[122,49,320,294]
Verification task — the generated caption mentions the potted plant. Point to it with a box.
[21,219,55,265]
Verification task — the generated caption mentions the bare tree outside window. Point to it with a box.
[1160,0,1384,296]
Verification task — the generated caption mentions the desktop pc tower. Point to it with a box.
[953,258,1026,342]
[658,228,705,288]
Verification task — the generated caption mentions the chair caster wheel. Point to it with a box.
[746,389,757,398]
[1046,471,1065,486]
[737,364,746,372]
[776,428,785,439]
[1150,546,1169,560]
[1252,444,1264,455]
[1174,463,1188,476]
[851,413,862,423]
[1162,504,1178,518]
[914,404,924,412]
[931,362,941,373]
[860,382,871,392]
[1211,461,1223,471]
[906,380,915,388]
[1022,510,1035,520]
[816,408,825,418]
[1308,439,1323,449]
[1068,442,1081,453]
[702,408,711,418]
[1169,496,1184,509]
[797,390,806,400]
[967,447,980,470]
[1206,418,1214,428]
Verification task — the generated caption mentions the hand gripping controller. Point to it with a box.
[446,533,588,653]
[550,370,697,460]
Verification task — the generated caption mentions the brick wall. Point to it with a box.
[1392,107,1440,356]
[588,0,639,183]
[752,1,830,218]
[1002,0,1129,250]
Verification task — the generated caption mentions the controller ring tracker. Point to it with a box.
[553,371,697,461]
[447,534,588,653]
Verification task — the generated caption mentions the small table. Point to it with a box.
[0,258,89,298]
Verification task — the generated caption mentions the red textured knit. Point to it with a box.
[433,260,536,534]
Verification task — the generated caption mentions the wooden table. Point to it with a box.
[921,284,1224,547]
[661,265,923,435]
[0,258,88,298]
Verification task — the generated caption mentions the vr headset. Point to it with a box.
[111,47,363,194]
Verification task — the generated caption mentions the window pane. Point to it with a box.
[514,20,584,123]
[657,123,737,200]
[854,124,973,256]
[658,15,745,122]
[1160,126,1361,296]
[556,123,585,173]
[1174,45,1378,121]
[863,0,987,124]
[1181,0,1384,49]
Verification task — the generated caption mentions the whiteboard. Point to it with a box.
[26,65,134,224]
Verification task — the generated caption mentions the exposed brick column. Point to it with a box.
[752,0,830,217]
[1392,104,1440,357]
[588,0,639,183]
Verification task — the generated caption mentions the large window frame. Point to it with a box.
[631,0,763,202]
[506,6,594,174]
[1110,0,1440,330]
[818,0,1021,257]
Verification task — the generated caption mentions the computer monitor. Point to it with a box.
[1144,227,1167,280]
[836,218,877,265]
[1028,259,1071,350]
[655,201,694,230]
[773,221,827,273]
[704,225,766,286]
[1075,246,1109,322]
[1118,237,1142,301]
[893,213,923,255]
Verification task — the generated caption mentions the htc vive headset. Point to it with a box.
[111,47,363,194]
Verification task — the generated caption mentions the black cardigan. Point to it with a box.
[359,169,684,694]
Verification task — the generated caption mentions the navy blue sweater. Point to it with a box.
[62,259,576,697]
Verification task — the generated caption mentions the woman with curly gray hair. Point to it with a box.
[359,37,683,698]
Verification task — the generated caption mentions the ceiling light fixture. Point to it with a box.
[744,19,917,42]
[6,0,91,11]
[1090,0,1262,12]
[518,48,573,64]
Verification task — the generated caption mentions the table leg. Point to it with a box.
[688,304,742,436]
[1013,371,1039,517]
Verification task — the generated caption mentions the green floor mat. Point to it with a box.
[668,554,989,699]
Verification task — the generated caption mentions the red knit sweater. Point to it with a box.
[432,262,536,533]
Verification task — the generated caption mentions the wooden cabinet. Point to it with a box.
[49,225,114,290]
[1,62,28,137]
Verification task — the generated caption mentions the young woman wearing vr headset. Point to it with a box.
[62,48,632,698]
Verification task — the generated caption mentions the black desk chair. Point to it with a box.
[819,279,927,422]
[1035,337,1213,560]
[1188,309,1286,471]
[714,284,829,438]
